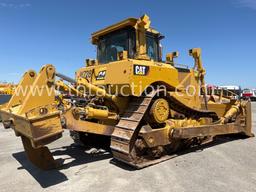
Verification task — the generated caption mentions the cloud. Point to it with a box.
[0,2,31,8]
[234,0,256,10]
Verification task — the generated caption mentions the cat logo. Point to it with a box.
[134,65,149,76]
[96,70,106,80]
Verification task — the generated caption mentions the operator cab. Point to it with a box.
[97,27,135,64]
[92,15,163,64]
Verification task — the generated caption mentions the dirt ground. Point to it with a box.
[0,103,255,192]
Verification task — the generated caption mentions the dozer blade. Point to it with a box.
[242,100,254,137]
[21,136,60,170]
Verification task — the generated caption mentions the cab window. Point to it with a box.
[146,34,159,61]
[97,28,136,64]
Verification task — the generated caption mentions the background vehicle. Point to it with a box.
[0,15,253,170]
[242,89,256,101]
[206,84,242,102]
[0,83,16,121]
[218,85,242,100]
[0,83,16,104]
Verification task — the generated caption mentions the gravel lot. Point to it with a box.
[0,103,255,192]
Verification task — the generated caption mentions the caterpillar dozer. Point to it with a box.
[0,15,253,170]
[0,83,16,104]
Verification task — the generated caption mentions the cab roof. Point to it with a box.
[91,16,160,44]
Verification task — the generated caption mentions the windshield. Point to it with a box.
[97,30,130,64]
[97,28,160,64]
[243,89,252,94]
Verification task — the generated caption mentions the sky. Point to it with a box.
[0,0,255,88]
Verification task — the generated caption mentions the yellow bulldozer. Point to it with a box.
[0,83,16,95]
[0,83,16,107]
[0,15,253,170]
